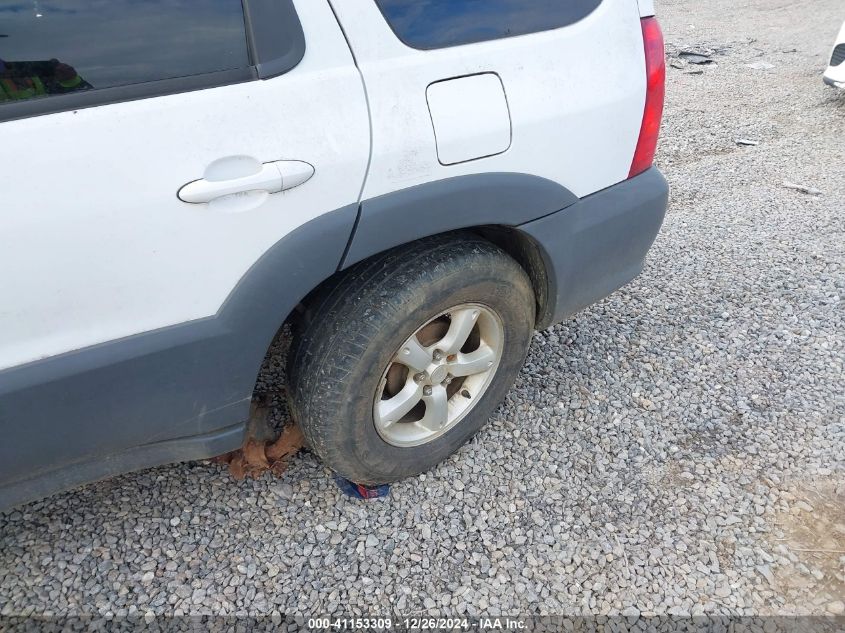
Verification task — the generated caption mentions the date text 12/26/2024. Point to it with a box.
[307,617,528,631]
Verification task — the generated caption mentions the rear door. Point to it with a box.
[0,0,369,476]
[0,0,369,372]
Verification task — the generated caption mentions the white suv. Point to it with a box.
[0,0,668,508]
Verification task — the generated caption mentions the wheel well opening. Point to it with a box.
[470,226,551,329]
[250,226,553,438]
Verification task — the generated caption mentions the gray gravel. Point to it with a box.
[2,0,843,619]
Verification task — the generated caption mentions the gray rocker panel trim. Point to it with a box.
[342,172,579,268]
[520,167,669,329]
[0,205,359,510]
[0,423,244,512]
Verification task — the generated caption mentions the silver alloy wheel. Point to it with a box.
[374,303,504,447]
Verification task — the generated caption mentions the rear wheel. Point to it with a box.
[287,233,535,484]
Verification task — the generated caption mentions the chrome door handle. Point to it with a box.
[178,160,314,204]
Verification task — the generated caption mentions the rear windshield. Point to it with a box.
[373,0,603,50]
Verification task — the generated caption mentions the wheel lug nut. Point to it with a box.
[423,386,433,396]
[414,373,426,383]
[432,350,444,361]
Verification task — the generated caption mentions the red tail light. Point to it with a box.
[628,17,665,179]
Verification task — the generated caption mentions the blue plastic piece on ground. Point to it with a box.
[333,475,390,499]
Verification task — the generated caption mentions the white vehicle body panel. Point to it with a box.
[0,0,370,370]
[637,0,656,18]
[328,0,645,201]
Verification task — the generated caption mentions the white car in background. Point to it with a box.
[824,21,845,88]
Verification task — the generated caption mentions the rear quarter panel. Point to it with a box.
[330,0,646,199]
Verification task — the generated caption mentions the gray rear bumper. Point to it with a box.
[520,168,669,328]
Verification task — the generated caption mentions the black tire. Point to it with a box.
[286,232,535,484]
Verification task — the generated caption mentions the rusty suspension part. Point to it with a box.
[212,393,304,480]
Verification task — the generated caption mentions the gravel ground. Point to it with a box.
[1,0,843,620]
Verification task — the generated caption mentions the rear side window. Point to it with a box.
[0,0,249,104]
[374,0,604,50]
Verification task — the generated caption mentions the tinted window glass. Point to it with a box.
[0,0,249,103]
[374,0,603,50]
